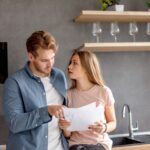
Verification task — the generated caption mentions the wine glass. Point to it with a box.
[92,22,102,42]
[110,22,120,42]
[129,22,138,42]
[146,23,150,35]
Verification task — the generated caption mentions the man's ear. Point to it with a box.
[27,52,34,61]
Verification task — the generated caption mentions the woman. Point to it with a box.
[60,50,116,150]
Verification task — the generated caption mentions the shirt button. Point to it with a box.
[38,80,41,82]
[45,136,48,138]
[43,92,46,95]
[35,124,38,126]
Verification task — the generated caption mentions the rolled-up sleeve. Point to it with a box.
[104,86,115,106]
[3,77,52,134]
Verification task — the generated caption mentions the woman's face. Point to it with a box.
[68,54,87,80]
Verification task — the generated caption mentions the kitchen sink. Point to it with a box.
[133,134,150,143]
[111,136,144,146]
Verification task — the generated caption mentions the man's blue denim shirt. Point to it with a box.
[3,63,69,150]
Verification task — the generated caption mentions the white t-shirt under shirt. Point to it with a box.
[67,85,115,150]
[40,77,64,150]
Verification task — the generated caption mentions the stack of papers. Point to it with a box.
[63,102,104,131]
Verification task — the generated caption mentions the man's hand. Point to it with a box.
[48,105,64,118]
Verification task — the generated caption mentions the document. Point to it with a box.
[63,102,104,131]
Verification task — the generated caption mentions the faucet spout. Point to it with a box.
[122,104,139,139]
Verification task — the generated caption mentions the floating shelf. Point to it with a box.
[74,10,150,23]
[78,42,150,52]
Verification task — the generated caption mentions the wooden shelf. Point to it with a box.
[74,10,150,23]
[74,10,150,52]
[78,42,150,52]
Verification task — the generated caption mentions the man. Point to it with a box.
[3,31,68,150]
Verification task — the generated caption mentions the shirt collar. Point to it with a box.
[24,62,54,81]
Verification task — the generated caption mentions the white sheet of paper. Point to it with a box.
[63,102,104,131]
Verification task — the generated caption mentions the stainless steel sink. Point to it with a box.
[133,134,150,144]
[111,134,150,147]
[111,137,144,146]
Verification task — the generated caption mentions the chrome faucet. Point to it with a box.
[122,104,139,139]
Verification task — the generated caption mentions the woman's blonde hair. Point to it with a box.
[68,49,105,88]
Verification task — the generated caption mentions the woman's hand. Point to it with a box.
[88,121,107,134]
[59,118,71,130]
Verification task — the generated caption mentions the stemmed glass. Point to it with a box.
[110,22,120,42]
[129,22,138,42]
[92,22,102,42]
[146,23,150,35]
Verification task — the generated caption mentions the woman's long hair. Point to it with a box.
[68,49,105,89]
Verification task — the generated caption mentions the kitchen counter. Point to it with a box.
[0,145,6,150]
[112,144,150,150]
[111,132,150,150]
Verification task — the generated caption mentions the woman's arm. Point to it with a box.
[105,104,117,133]
[59,118,71,138]
[63,129,71,138]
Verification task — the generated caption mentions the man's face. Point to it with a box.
[28,48,55,77]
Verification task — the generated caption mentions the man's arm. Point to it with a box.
[3,77,63,133]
